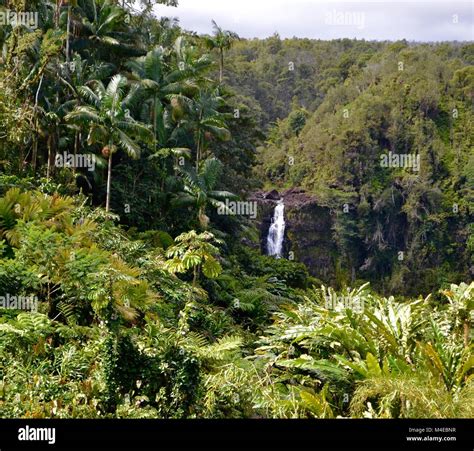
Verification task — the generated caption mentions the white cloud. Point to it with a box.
[153,0,473,41]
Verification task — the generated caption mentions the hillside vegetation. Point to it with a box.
[234,39,474,294]
[0,0,472,419]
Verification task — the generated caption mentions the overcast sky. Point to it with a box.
[152,0,473,41]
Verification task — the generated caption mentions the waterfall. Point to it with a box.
[267,200,286,258]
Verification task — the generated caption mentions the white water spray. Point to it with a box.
[267,200,286,258]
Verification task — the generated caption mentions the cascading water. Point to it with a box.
[267,200,286,258]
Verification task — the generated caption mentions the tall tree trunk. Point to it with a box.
[153,95,158,152]
[196,127,204,171]
[55,0,63,27]
[106,152,113,212]
[66,5,71,64]
[32,74,44,175]
[219,49,224,83]
[46,135,52,179]
[196,111,203,171]
[32,129,38,175]
[196,135,200,171]
[193,266,198,288]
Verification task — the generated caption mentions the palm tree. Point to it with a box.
[70,0,143,62]
[66,74,153,211]
[126,44,208,147]
[173,158,237,229]
[64,0,79,63]
[180,88,231,170]
[204,20,240,83]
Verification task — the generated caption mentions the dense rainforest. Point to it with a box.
[0,0,472,420]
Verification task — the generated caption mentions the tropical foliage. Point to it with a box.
[0,0,471,420]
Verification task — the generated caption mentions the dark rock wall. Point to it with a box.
[249,188,336,283]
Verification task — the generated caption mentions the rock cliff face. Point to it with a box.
[249,188,336,283]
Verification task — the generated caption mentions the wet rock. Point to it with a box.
[264,189,281,200]
[250,187,336,284]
